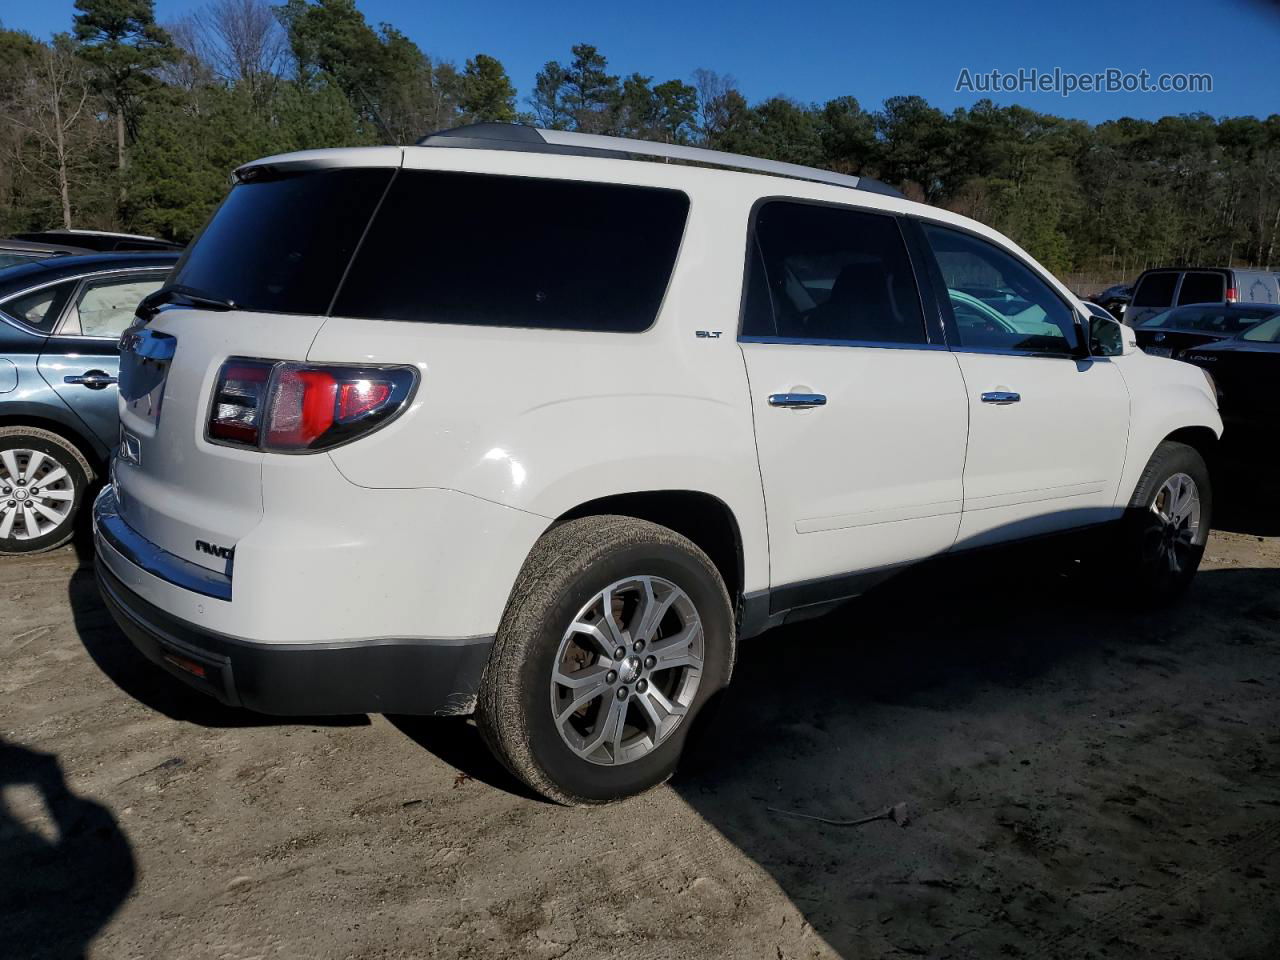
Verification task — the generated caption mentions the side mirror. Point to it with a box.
[1087,314,1131,357]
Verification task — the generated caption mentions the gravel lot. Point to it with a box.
[3,467,1279,960]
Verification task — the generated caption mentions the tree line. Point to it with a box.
[2,0,1278,286]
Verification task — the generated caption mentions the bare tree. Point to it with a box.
[1,39,98,228]
[691,68,739,145]
[159,14,217,93]
[195,0,291,98]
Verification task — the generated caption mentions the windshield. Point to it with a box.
[169,167,393,315]
[0,251,50,269]
[1135,305,1274,332]
[1241,314,1280,343]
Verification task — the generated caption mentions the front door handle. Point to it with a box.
[65,370,118,390]
[980,391,1021,405]
[768,393,827,409]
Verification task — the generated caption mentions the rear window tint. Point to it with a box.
[333,171,689,332]
[1177,272,1225,305]
[1140,305,1273,332]
[170,168,394,315]
[1132,272,1178,307]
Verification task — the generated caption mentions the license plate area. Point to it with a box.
[1144,346,1173,358]
[119,327,177,427]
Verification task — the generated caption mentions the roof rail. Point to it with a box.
[415,123,905,199]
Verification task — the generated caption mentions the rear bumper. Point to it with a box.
[95,554,492,717]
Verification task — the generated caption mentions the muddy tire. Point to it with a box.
[476,515,734,806]
[1116,440,1212,604]
[0,426,93,556]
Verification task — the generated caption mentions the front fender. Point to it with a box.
[1113,354,1222,506]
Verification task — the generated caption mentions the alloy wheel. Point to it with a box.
[549,575,704,766]
[1144,472,1202,576]
[0,447,77,541]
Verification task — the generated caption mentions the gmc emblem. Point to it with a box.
[195,539,233,560]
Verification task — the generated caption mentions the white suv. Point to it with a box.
[94,124,1222,804]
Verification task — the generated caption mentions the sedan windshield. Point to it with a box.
[1241,315,1280,343]
[1135,304,1275,332]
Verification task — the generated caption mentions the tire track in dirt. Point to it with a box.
[1029,818,1280,958]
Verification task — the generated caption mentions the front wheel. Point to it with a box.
[476,515,734,805]
[1118,440,1212,604]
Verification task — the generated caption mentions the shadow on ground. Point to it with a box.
[0,740,135,960]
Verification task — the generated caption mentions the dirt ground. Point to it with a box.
[3,466,1279,960]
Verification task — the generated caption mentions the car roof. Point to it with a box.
[11,229,181,252]
[0,237,94,256]
[0,251,179,298]
[1136,267,1277,277]
[228,126,1090,314]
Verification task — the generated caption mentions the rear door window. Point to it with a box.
[741,201,926,343]
[1132,272,1178,308]
[65,273,167,338]
[334,171,689,332]
[1177,272,1225,306]
[170,168,394,316]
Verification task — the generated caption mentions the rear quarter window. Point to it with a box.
[332,171,690,333]
[1132,271,1178,308]
[170,168,394,316]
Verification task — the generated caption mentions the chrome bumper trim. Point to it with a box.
[93,486,233,601]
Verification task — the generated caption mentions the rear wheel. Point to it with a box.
[1118,440,1212,603]
[476,515,734,805]
[0,427,92,556]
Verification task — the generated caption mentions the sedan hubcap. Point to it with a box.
[0,448,76,541]
[549,575,704,766]
[1145,472,1202,576]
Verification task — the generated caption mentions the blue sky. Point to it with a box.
[3,0,1277,124]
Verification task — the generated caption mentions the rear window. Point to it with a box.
[170,168,394,315]
[1177,271,1225,305]
[333,170,689,332]
[1138,305,1274,332]
[1132,271,1178,307]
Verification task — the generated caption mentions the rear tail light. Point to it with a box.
[1225,287,1238,303]
[208,359,417,452]
[209,361,272,445]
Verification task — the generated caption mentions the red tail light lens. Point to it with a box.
[265,368,338,449]
[208,360,416,452]
[1225,287,1238,303]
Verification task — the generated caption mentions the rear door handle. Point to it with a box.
[65,370,118,390]
[768,393,827,409]
[980,391,1020,405]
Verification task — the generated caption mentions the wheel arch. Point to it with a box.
[1161,425,1219,467]
[553,490,746,610]
[0,409,105,480]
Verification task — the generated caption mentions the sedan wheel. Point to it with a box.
[0,427,91,555]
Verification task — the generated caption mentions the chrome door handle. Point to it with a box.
[768,393,827,409]
[65,370,118,390]
[980,391,1021,405]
